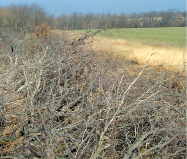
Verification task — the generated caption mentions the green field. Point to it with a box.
[75,27,186,47]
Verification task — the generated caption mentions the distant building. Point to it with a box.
[173,14,184,19]
[177,14,184,19]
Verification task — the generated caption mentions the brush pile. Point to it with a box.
[0,26,186,158]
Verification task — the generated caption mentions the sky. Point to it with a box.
[0,0,186,16]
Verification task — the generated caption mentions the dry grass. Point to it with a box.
[90,37,186,73]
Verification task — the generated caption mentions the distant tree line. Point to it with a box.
[55,10,186,30]
[0,3,54,31]
[0,3,186,31]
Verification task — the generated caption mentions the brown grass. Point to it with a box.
[90,37,186,73]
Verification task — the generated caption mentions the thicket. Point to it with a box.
[0,3,186,31]
[0,4,54,31]
[0,23,186,158]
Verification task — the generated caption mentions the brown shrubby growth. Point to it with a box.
[34,23,52,39]
[0,29,186,158]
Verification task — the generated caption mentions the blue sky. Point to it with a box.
[0,0,186,16]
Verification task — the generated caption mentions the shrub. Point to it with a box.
[34,22,52,39]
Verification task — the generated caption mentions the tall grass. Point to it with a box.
[90,37,186,73]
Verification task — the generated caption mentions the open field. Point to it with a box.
[76,27,186,47]
[75,27,186,73]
